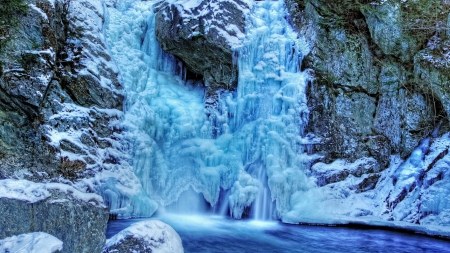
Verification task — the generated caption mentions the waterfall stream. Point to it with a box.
[104,0,315,220]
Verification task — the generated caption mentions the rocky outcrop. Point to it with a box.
[155,0,251,99]
[280,0,450,230]
[0,179,109,253]
[0,232,63,253]
[0,0,125,180]
[311,157,381,187]
[285,0,449,169]
[102,220,183,253]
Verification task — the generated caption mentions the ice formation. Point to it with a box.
[102,0,314,219]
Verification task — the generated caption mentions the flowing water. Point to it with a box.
[106,215,450,253]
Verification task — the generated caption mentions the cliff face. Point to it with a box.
[0,0,125,181]
[0,0,125,250]
[282,0,450,228]
[286,0,450,165]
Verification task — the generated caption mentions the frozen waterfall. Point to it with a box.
[102,0,316,220]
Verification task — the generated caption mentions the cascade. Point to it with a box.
[103,0,315,220]
[222,0,314,220]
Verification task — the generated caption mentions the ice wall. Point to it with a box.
[104,0,315,219]
[224,0,315,219]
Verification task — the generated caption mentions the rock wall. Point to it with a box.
[285,0,450,167]
[281,0,450,228]
[0,0,126,181]
[0,1,129,250]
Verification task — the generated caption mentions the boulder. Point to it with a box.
[103,220,183,253]
[0,179,109,253]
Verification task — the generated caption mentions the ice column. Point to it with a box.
[223,0,315,219]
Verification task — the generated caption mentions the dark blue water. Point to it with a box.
[106,215,450,253]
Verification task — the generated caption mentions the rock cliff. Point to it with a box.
[0,0,128,251]
[286,0,450,166]
[282,0,450,229]
[0,0,125,181]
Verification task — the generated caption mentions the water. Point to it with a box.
[106,216,450,253]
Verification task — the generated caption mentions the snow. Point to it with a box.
[30,4,49,21]
[46,183,105,207]
[0,179,50,203]
[104,220,183,253]
[282,133,450,236]
[45,0,57,8]
[0,179,105,208]
[0,232,63,253]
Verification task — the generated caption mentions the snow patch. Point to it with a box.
[0,179,50,203]
[0,179,105,207]
[0,232,63,253]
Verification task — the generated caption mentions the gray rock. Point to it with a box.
[311,157,381,186]
[0,179,109,253]
[155,0,250,97]
[414,39,450,119]
[361,1,419,62]
[288,0,444,171]
[60,0,124,109]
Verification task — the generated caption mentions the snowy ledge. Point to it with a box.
[0,232,63,253]
[0,179,105,208]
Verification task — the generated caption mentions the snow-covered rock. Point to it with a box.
[103,220,183,253]
[0,179,109,253]
[0,0,127,181]
[155,0,251,98]
[0,232,63,253]
[283,133,450,237]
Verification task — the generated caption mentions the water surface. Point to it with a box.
[107,215,450,253]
